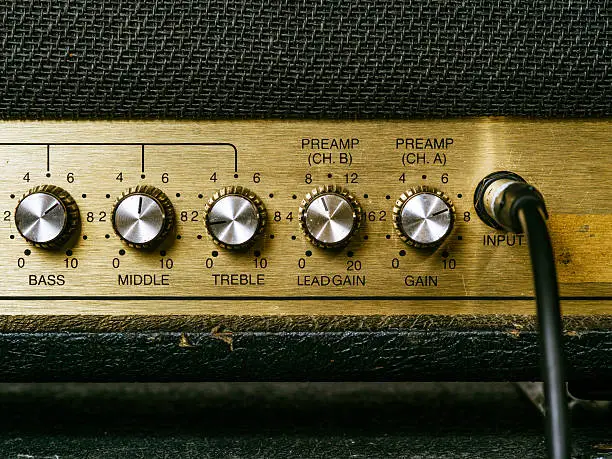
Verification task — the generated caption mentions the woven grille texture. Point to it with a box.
[1,0,610,119]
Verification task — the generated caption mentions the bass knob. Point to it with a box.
[15,185,80,249]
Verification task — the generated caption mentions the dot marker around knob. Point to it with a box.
[299,185,362,249]
[14,185,80,249]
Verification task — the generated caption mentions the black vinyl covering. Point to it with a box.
[0,329,607,384]
[1,0,610,119]
[0,382,610,458]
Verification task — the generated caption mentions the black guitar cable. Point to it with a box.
[475,172,570,459]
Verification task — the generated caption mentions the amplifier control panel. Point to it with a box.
[0,120,610,316]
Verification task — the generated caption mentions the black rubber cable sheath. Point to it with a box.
[517,200,570,459]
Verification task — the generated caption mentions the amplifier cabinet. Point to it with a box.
[0,119,609,381]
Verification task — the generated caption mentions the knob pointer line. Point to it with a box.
[431,208,449,217]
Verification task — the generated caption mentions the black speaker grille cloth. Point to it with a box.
[1,1,610,119]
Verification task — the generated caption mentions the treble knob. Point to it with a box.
[14,185,80,249]
[299,185,362,248]
[393,186,455,248]
[112,185,175,249]
[204,186,266,250]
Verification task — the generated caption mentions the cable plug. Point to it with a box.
[474,171,548,232]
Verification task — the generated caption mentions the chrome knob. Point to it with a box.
[393,186,455,248]
[299,185,362,248]
[204,186,266,250]
[112,185,175,249]
[15,185,80,249]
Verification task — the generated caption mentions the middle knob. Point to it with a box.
[299,185,362,249]
[112,185,176,249]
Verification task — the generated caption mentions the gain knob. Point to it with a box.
[299,185,362,248]
[204,186,266,250]
[393,186,455,248]
[15,185,80,249]
[112,185,175,249]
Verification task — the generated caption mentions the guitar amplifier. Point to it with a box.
[0,0,610,385]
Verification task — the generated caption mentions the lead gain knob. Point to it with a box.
[112,185,175,249]
[15,185,80,249]
[204,186,267,250]
[393,186,455,248]
[299,185,362,249]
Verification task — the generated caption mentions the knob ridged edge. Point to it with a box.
[392,185,455,248]
[112,185,175,249]
[15,184,80,249]
[298,184,362,249]
[203,186,267,250]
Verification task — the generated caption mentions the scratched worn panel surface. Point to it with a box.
[0,119,610,317]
